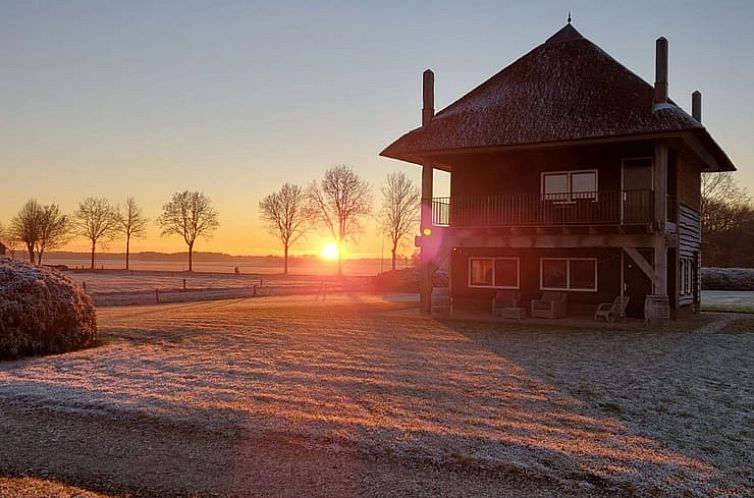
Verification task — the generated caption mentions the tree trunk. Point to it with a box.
[27,244,34,264]
[283,244,289,275]
[188,242,194,272]
[337,240,343,276]
[125,236,130,270]
[90,241,96,270]
[391,240,398,271]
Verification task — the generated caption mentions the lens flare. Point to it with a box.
[320,242,339,261]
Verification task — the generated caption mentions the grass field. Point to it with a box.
[0,295,752,497]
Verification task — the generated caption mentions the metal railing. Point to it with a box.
[431,190,654,227]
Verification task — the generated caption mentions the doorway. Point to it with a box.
[622,158,653,223]
[623,249,653,318]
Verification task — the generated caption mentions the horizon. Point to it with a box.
[2,0,752,258]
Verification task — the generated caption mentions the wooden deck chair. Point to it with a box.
[594,296,630,322]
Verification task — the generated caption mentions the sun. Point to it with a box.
[320,242,339,261]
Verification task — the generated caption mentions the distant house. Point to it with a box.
[381,23,735,320]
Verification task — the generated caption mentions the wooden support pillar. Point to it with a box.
[419,69,435,315]
[420,164,434,314]
[653,140,669,296]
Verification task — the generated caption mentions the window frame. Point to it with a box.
[540,169,599,203]
[468,257,520,289]
[539,257,598,292]
[680,257,694,296]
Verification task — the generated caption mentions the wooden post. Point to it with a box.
[653,140,669,296]
[155,288,160,304]
[252,285,257,297]
[183,278,187,290]
[419,69,435,315]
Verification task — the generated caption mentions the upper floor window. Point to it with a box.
[541,170,598,202]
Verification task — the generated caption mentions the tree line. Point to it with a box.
[259,165,418,275]
[701,172,754,267]
[0,166,420,275]
[0,192,218,272]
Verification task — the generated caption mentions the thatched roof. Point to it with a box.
[381,24,735,171]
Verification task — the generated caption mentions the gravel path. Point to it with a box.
[0,295,751,497]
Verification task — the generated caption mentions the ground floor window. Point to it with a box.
[469,257,519,288]
[680,257,694,296]
[540,258,597,292]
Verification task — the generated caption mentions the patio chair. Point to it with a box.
[531,291,568,318]
[594,296,630,322]
[492,290,521,316]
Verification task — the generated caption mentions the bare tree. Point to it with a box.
[379,172,420,271]
[36,204,70,265]
[74,197,119,269]
[117,198,149,270]
[307,165,371,275]
[0,221,12,258]
[157,191,219,272]
[259,183,308,275]
[10,200,44,263]
[701,172,751,233]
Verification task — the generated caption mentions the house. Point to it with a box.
[381,23,736,320]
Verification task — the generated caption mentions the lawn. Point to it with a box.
[0,295,751,497]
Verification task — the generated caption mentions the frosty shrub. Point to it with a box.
[701,267,754,291]
[0,258,97,359]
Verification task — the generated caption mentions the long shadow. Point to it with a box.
[1,301,749,497]
[438,316,753,496]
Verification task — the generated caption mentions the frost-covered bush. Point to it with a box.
[372,267,449,292]
[0,258,96,359]
[701,267,754,291]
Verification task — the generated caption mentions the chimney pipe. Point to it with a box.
[654,37,668,104]
[692,90,702,122]
[422,69,434,126]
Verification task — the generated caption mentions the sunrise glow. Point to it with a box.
[320,242,340,261]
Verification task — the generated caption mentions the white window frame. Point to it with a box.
[539,257,598,292]
[468,257,520,289]
[680,257,694,296]
[541,169,599,203]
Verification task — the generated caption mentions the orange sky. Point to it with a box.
[1,3,751,257]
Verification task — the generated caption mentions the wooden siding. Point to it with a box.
[449,141,654,199]
[678,204,701,306]
[677,157,702,211]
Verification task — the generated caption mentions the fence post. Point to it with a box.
[183,278,186,290]
[155,288,160,304]
[252,284,257,297]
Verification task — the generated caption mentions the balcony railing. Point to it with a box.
[431,190,654,227]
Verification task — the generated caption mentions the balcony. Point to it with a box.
[431,190,654,228]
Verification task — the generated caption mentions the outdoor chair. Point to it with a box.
[595,296,630,322]
[530,291,568,318]
[492,290,521,316]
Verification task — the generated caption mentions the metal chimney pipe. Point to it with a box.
[692,90,702,122]
[654,37,669,104]
[422,69,435,126]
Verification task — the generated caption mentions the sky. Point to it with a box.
[1,0,752,257]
